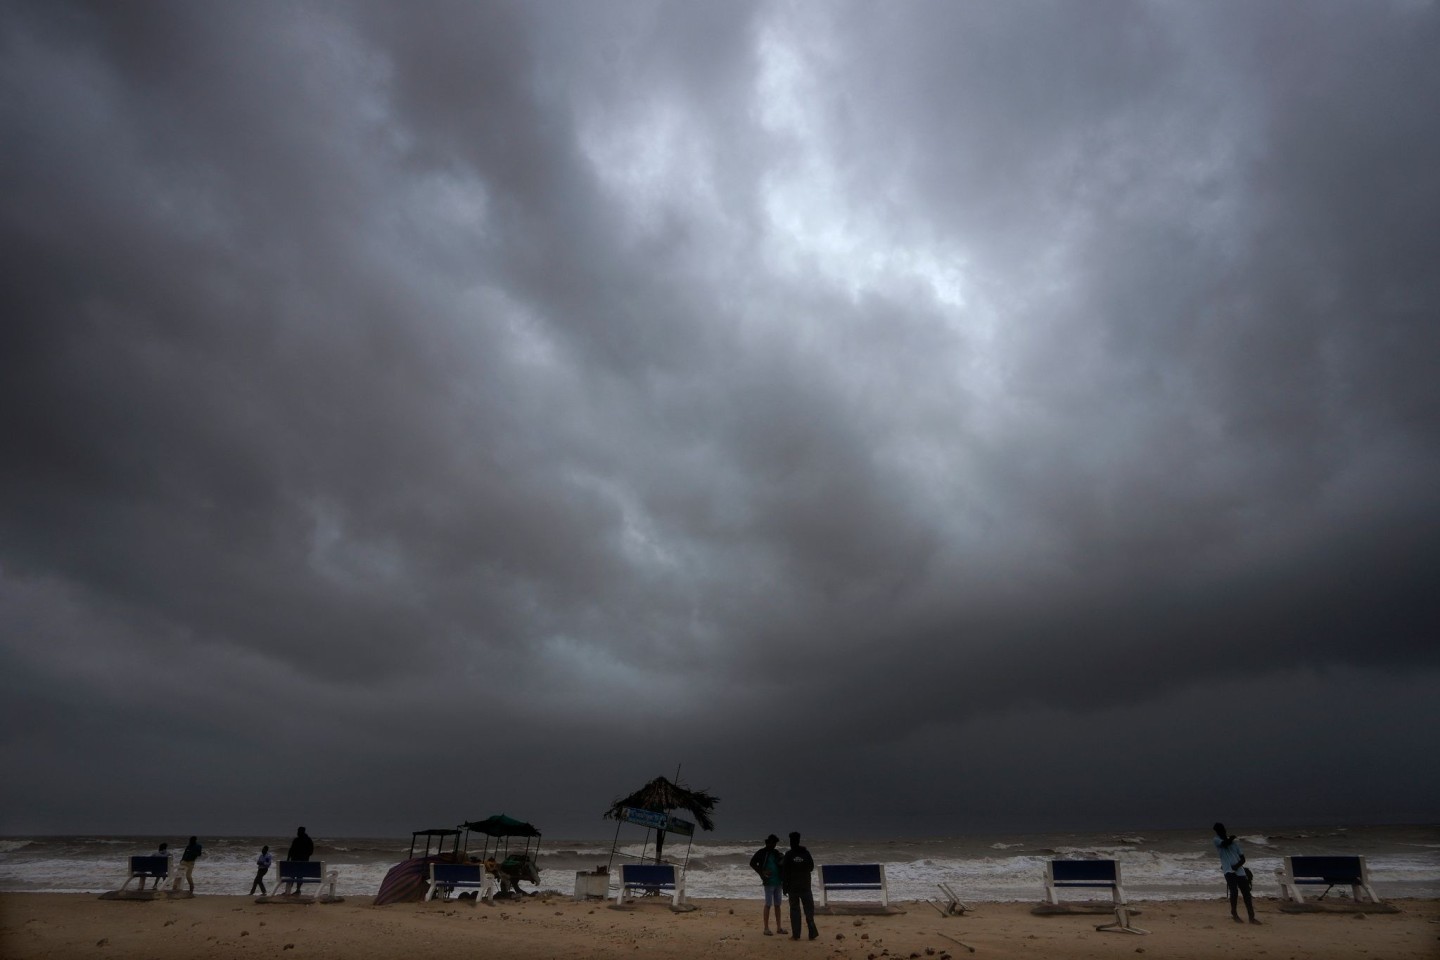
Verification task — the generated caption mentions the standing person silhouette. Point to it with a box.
[1213,822,1260,924]
[780,831,820,941]
[287,827,314,861]
[749,834,788,936]
[178,837,203,893]
[282,827,314,895]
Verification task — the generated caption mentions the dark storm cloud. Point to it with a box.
[2,0,1437,837]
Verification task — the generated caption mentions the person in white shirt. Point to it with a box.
[250,845,274,896]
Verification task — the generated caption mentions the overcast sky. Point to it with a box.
[2,0,1438,841]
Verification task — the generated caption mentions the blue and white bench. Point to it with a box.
[1278,856,1379,905]
[119,855,171,893]
[1043,859,1146,935]
[613,863,685,907]
[273,860,339,900]
[426,862,497,903]
[817,864,889,908]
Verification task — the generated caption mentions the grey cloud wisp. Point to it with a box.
[2,0,1438,838]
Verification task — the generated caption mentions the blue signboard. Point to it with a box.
[666,816,695,837]
[620,807,669,831]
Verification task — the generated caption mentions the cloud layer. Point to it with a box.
[3,0,1438,837]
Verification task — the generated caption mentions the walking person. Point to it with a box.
[1212,822,1260,924]
[749,834,788,936]
[780,831,820,941]
[250,845,274,896]
[178,836,203,893]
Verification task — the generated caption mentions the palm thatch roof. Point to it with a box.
[603,775,719,832]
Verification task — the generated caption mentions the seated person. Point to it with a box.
[139,843,169,891]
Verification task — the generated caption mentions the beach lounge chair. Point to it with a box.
[1278,856,1381,905]
[932,881,973,916]
[1042,859,1147,935]
[614,863,685,907]
[426,862,496,903]
[817,864,890,908]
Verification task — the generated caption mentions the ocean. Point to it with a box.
[2,824,1436,903]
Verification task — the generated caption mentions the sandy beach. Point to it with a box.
[1,893,1435,960]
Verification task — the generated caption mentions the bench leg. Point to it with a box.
[1276,870,1301,904]
[1096,904,1149,935]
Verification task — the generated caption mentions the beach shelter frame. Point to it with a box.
[605,806,697,880]
[601,771,716,877]
[459,814,543,864]
[409,829,461,860]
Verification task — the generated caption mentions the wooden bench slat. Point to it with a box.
[1049,860,1119,884]
[817,864,889,908]
[1289,856,1364,882]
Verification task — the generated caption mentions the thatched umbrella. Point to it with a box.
[603,774,719,864]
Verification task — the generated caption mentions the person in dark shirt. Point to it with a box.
[780,831,819,941]
[287,826,314,862]
[178,837,203,893]
[282,827,315,895]
[749,834,788,936]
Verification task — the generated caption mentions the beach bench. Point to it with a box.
[817,864,889,908]
[426,862,497,903]
[272,860,339,900]
[119,855,171,893]
[1278,856,1380,905]
[1043,859,1147,934]
[613,863,685,907]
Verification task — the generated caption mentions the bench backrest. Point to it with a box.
[620,864,677,888]
[1049,859,1119,885]
[820,864,885,888]
[1289,856,1364,883]
[129,855,169,878]
[431,863,484,885]
[278,860,325,882]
